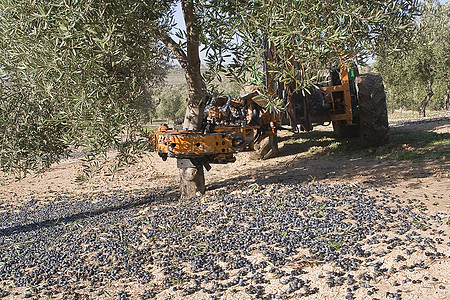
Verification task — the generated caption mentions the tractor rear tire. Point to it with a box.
[356,74,389,147]
[254,135,279,160]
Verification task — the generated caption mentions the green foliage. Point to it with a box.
[189,0,420,115]
[154,84,187,122]
[208,75,244,98]
[199,0,420,94]
[0,0,170,176]
[375,0,450,112]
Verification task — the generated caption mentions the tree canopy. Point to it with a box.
[197,0,420,91]
[0,0,170,176]
[1,0,422,179]
[376,0,449,115]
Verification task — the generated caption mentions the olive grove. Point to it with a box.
[376,0,449,116]
[1,0,421,198]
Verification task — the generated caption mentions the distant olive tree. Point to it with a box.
[155,84,188,124]
[375,0,449,116]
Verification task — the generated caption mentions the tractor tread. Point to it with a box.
[356,74,389,147]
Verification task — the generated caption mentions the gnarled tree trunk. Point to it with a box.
[158,0,206,199]
[179,0,206,199]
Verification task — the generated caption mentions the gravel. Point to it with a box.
[0,183,448,299]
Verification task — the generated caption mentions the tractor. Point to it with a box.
[150,59,389,169]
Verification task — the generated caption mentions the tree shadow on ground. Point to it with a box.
[276,130,339,158]
[0,188,177,237]
[208,120,449,192]
[208,153,444,193]
[390,116,450,132]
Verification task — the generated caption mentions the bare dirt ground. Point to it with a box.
[0,113,449,300]
[1,113,448,205]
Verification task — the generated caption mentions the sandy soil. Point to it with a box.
[1,115,448,204]
[0,114,449,299]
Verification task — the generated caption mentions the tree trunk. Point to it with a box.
[180,166,205,198]
[157,0,207,199]
[179,0,206,199]
[418,78,433,118]
[445,90,449,111]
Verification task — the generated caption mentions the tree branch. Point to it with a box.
[181,0,201,77]
[156,29,188,72]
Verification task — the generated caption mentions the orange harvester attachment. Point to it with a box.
[150,92,278,170]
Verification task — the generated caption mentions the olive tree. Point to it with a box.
[155,84,188,124]
[0,0,170,177]
[375,0,449,116]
